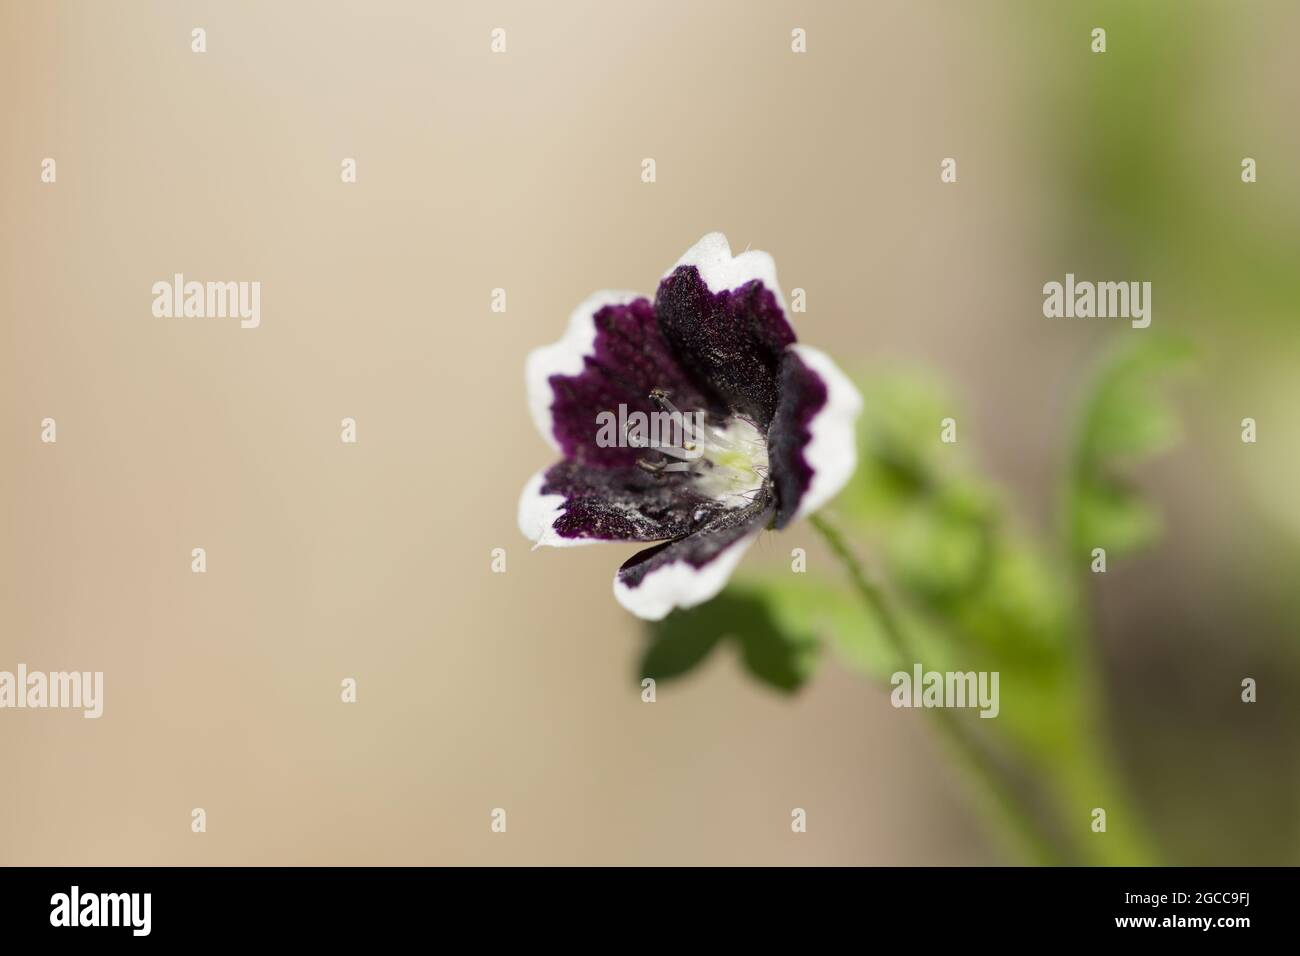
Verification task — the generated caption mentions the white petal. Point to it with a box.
[516,469,598,549]
[665,232,786,313]
[788,344,863,522]
[612,529,759,621]
[525,290,644,450]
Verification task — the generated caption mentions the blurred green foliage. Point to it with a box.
[1067,337,1194,559]
[1043,0,1300,866]
[1047,2,1300,333]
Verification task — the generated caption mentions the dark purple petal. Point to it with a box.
[548,298,719,467]
[767,349,830,528]
[653,266,796,429]
[540,459,725,543]
[617,496,773,590]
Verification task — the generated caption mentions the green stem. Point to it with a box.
[810,512,1065,865]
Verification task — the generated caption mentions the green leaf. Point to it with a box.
[641,588,819,693]
[761,574,893,679]
[949,541,1071,658]
[1068,337,1194,560]
[887,503,991,603]
[640,615,726,684]
[841,368,957,521]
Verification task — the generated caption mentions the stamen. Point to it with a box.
[649,388,682,416]
[649,388,746,455]
[650,443,700,461]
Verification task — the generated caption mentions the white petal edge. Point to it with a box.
[612,528,760,621]
[788,343,864,523]
[517,469,599,549]
[525,290,645,450]
[665,232,786,313]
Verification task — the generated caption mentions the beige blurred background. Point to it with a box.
[2,1,1296,865]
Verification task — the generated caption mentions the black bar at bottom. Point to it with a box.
[0,866,1280,941]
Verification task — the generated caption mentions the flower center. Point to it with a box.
[632,390,770,509]
[688,416,770,508]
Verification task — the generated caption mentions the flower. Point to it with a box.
[519,233,863,620]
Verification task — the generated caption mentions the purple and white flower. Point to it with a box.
[519,234,863,620]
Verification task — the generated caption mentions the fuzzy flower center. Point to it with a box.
[688,416,770,508]
[630,390,770,510]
